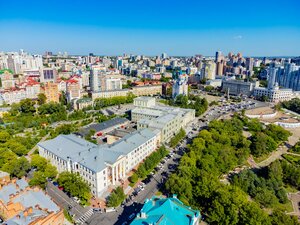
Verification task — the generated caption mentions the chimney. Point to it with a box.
[16,215,21,219]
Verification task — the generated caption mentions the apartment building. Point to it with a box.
[0,178,64,225]
[43,82,60,103]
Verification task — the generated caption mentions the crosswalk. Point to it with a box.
[75,208,94,224]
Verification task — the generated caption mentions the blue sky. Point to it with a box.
[0,0,300,56]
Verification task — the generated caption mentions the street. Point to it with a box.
[48,98,267,225]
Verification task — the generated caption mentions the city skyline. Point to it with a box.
[1,0,300,56]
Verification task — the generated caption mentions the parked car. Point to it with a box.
[93,208,102,212]
[52,181,59,187]
[105,207,116,213]
[128,213,136,220]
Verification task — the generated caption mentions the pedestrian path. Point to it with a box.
[75,208,94,224]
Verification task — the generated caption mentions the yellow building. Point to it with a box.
[43,82,60,103]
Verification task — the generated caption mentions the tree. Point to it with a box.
[5,141,28,156]
[204,85,214,92]
[107,186,126,207]
[250,132,277,157]
[19,98,36,114]
[31,154,48,171]
[270,209,299,225]
[58,172,91,205]
[265,124,291,143]
[29,171,47,189]
[37,93,47,105]
[0,131,10,143]
[254,188,278,208]
[129,173,138,184]
[44,164,58,179]
[2,157,30,178]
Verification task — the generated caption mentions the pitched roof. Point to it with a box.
[38,128,159,172]
[131,196,201,225]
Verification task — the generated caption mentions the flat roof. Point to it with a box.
[77,117,129,136]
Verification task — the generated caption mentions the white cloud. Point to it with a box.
[234,35,243,39]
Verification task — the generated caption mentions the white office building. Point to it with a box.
[38,129,160,197]
[131,97,195,143]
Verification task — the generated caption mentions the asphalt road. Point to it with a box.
[46,182,92,223]
[50,98,267,225]
[85,145,186,225]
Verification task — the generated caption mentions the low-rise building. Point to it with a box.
[76,117,130,138]
[91,89,129,100]
[0,178,64,225]
[131,85,162,96]
[132,97,195,143]
[38,129,160,197]
[90,84,162,100]
[222,79,259,96]
[131,195,201,225]
[254,85,293,102]
[73,98,93,110]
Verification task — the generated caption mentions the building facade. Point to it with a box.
[131,97,195,143]
[43,82,60,103]
[222,79,259,96]
[38,129,160,197]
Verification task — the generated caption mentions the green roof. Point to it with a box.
[131,195,201,225]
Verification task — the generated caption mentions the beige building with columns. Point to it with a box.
[37,129,160,197]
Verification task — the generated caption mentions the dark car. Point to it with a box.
[53,181,59,187]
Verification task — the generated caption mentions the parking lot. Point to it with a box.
[85,136,191,225]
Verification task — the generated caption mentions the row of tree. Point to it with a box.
[129,146,168,185]
[281,98,300,114]
[164,117,298,224]
[29,154,58,189]
[169,128,186,148]
[107,186,126,207]
[57,171,91,205]
[94,93,135,110]
[168,94,208,117]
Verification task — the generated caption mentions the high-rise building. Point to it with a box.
[89,65,103,92]
[215,51,223,63]
[200,61,216,80]
[246,57,254,72]
[268,67,278,89]
[161,53,168,59]
[216,62,224,76]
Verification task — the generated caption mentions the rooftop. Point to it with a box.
[0,179,61,225]
[77,117,129,137]
[38,128,159,172]
[131,195,201,225]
